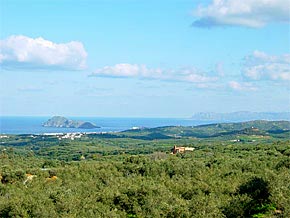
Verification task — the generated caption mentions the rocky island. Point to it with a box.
[43,116,100,129]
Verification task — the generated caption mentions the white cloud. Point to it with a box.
[228,81,257,91]
[243,51,290,81]
[183,73,217,83]
[90,63,218,83]
[192,0,290,28]
[91,64,163,78]
[0,35,87,70]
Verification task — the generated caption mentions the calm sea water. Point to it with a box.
[0,117,215,135]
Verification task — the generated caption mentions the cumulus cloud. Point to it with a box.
[228,81,257,91]
[243,51,290,81]
[90,63,218,83]
[192,0,290,28]
[0,35,87,70]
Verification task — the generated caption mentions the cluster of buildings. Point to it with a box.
[56,133,84,140]
[43,132,84,140]
[0,135,9,139]
[171,145,195,154]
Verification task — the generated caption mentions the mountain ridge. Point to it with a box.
[191,111,290,121]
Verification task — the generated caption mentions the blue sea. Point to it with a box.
[0,117,215,135]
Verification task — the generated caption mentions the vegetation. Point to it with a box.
[0,120,289,217]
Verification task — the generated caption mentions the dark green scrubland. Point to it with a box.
[0,120,289,217]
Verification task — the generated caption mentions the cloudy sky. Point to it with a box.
[0,0,289,117]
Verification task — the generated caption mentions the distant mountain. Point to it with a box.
[191,112,290,122]
[43,116,100,129]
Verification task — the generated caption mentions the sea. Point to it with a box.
[0,117,216,135]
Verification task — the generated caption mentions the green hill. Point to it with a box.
[119,120,290,139]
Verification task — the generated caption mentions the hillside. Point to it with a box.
[119,120,290,139]
[0,120,289,218]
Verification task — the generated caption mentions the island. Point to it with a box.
[42,116,100,129]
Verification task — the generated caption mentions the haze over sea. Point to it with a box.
[0,117,214,135]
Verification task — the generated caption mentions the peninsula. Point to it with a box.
[43,116,100,129]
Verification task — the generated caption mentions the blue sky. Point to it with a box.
[0,0,289,117]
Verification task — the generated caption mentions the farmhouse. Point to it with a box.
[171,145,195,154]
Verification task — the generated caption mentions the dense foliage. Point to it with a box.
[0,120,289,217]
